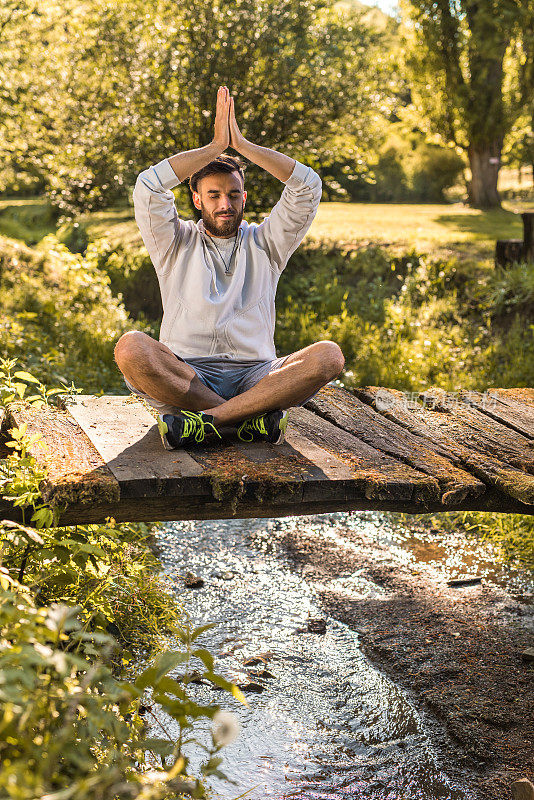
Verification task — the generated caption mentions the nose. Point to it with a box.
[218,200,234,215]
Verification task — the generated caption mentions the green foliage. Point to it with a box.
[85,237,164,322]
[0,365,244,796]
[5,0,387,214]
[0,199,59,245]
[0,587,243,799]
[56,220,90,254]
[363,126,465,202]
[0,234,146,392]
[276,240,534,391]
[400,0,533,206]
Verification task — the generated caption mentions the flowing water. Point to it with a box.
[147,509,534,800]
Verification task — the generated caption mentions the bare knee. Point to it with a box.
[310,341,345,382]
[114,331,154,372]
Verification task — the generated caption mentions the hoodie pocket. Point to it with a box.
[160,296,217,355]
[224,298,267,355]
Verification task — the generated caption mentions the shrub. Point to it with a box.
[0,366,245,797]
[0,234,148,392]
[56,220,90,254]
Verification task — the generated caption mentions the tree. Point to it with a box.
[506,1,534,179]
[400,0,531,208]
[21,0,384,214]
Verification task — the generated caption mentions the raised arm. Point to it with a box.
[228,96,295,182]
[132,87,231,273]
[168,86,231,181]
[228,95,322,271]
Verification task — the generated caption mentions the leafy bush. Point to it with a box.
[0,234,149,392]
[0,199,58,245]
[368,129,464,203]
[275,241,534,392]
[56,220,90,254]
[410,143,466,202]
[0,365,244,797]
[0,586,243,800]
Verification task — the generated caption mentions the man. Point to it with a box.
[114,86,345,449]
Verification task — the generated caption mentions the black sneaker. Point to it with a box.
[157,411,222,450]
[236,409,289,445]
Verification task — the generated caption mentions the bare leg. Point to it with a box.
[203,341,345,426]
[114,331,225,410]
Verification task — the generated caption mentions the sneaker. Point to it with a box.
[237,409,289,445]
[157,410,222,450]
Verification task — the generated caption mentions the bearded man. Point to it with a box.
[114,86,344,449]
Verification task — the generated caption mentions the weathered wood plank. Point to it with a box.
[7,404,119,507]
[68,396,351,509]
[305,386,485,506]
[67,397,438,508]
[3,484,530,525]
[66,395,206,499]
[418,388,534,469]
[449,388,534,440]
[288,406,440,505]
[353,387,534,506]
[489,388,534,408]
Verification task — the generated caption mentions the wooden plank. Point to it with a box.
[425,388,534,441]
[7,404,119,507]
[66,395,206,498]
[68,397,438,509]
[489,388,534,408]
[353,387,534,506]
[305,386,485,506]
[418,388,534,468]
[287,406,440,505]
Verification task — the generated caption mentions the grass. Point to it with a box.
[78,197,532,262]
[2,190,531,261]
[0,197,58,245]
[311,201,527,260]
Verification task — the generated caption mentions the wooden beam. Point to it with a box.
[353,386,534,507]
[305,386,485,506]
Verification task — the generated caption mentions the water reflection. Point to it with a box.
[152,513,478,799]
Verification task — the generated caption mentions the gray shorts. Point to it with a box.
[124,353,318,416]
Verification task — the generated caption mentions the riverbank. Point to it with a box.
[271,512,533,800]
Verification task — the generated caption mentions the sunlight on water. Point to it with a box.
[151,512,481,799]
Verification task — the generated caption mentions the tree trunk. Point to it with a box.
[467,142,502,208]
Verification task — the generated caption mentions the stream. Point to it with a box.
[150,511,532,800]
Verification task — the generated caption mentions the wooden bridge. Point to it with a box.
[1,385,533,525]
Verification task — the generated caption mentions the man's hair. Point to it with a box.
[189,154,246,194]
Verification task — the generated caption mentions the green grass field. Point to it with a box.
[1,192,531,260]
[312,200,527,260]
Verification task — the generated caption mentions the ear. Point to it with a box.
[192,190,202,211]
[243,190,247,207]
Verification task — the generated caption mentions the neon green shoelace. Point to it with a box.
[238,414,268,442]
[182,411,222,443]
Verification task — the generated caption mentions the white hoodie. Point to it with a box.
[132,157,322,360]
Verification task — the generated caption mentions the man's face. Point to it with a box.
[192,170,247,238]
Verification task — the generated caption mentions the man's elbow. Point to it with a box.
[132,172,152,210]
[310,170,322,205]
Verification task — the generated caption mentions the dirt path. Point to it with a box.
[271,514,534,800]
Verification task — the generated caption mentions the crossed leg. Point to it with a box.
[114,331,345,426]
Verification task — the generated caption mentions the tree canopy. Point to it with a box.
[3,0,387,214]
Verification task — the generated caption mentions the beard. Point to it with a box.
[201,202,244,237]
